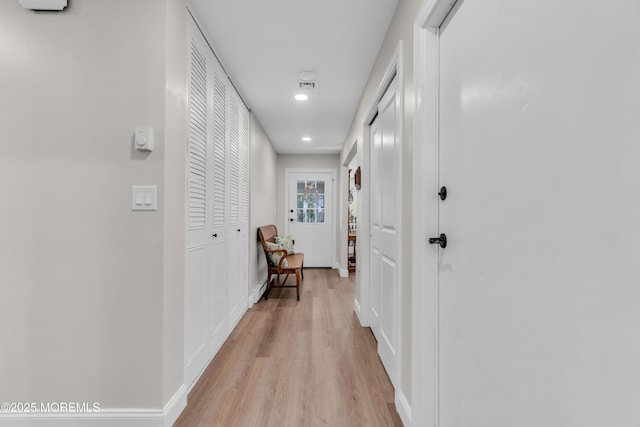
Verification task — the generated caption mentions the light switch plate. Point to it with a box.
[131,186,157,211]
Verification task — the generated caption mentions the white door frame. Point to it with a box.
[284,168,337,267]
[355,42,405,415]
[412,1,458,426]
[357,42,403,329]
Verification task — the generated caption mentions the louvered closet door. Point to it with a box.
[207,56,229,351]
[227,90,249,327]
[185,22,213,388]
[184,19,227,389]
[237,100,250,315]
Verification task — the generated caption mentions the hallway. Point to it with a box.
[174,269,403,427]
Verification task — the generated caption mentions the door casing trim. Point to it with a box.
[412,1,459,426]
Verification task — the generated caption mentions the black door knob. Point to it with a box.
[212,233,218,238]
[438,186,447,201]
[289,218,294,222]
[428,233,447,248]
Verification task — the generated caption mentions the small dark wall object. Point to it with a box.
[428,233,447,249]
[439,186,447,200]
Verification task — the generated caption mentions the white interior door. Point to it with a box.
[437,1,640,425]
[286,170,334,267]
[369,115,382,336]
[369,75,400,387]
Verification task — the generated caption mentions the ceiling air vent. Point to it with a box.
[298,81,317,91]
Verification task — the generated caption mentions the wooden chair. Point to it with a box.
[257,224,304,301]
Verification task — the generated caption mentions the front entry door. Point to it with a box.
[286,170,335,267]
[437,1,640,425]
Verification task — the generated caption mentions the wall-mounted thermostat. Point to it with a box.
[135,127,154,152]
[19,0,67,10]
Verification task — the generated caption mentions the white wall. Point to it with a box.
[249,115,278,299]
[0,0,186,412]
[338,0,424,411]
[162,0,188,407]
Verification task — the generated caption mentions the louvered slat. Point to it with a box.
[228,96,240,225]
[187,40,207,228]
[212,73,226,227]
[239,109,250,224]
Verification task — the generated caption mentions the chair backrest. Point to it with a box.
[257,224,279,266]
[258,224,278,245]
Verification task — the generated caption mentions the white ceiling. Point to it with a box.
[187,0,399,154]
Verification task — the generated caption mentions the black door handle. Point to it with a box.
[428,233,447,248]
[438,186,447,201]
[212,233,218,238]
[290,218,294,222]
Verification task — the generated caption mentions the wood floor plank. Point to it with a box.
[174,268,402,427]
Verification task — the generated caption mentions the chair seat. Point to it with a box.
[280,253,304,272]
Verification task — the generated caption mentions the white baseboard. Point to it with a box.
[250,280,266,305]
[354,298,368,327]
[163,385,187,427]
[0,385,188,427]
[396,389,411,427]
[0,412,163,427]
[335,262,348,277]
[228,301,248,332]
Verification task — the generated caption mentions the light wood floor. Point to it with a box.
[174,268,403,427]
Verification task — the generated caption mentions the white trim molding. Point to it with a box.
[362,39,406,414]
[354,298,364,326]
[357,41,404,331]
[336,263,349,277]
[0,385,187,427]
[396,389,412,427]
[412,1,459,426]
[251,279,267,306]
[163,385,188,427]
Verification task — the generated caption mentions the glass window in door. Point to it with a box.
[297,180,325,223]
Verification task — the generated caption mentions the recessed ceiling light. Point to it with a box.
[302,137,312,142]
[295,93,308,101]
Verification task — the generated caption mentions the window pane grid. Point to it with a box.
[296,179,326,223]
